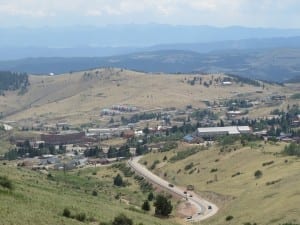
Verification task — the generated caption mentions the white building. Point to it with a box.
[197,126,251,137]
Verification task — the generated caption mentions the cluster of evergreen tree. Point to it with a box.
[191,109,218,121]
[107,144,131,158]
[0,71,29,95]
[84,146,103,157]
[4,141,65,160]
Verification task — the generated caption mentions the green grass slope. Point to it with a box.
[0,162,179,225]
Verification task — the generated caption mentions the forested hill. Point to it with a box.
[0,71,29,95]
[1,48,300,82]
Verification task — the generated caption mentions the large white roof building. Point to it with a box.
[197,126,251,137]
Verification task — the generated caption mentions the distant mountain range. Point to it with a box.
[1,48,300,82]
[3,24,300,47]
[1,24,300,82]
[3,36,300,60]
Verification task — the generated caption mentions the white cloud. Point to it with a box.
[0,0,299,27]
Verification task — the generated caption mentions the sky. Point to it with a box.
[0,0,300,28]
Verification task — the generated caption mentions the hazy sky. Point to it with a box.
[1,0,300,28]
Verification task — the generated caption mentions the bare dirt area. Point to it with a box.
[176,201,198,218]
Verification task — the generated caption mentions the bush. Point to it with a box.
[142,200,150,211]
[210,168,218,173]
[113,174,124,187]
[92,190,98,196]
[254,170,262,179]
[150,160,160,170]
[148,192,154,201]
[226,215,234,221]
[262,161,274,166]
[266,179,281,186]
[0,176,13,190]
[112,214,133,225]
[62,208,71,218]
[184,162,194,171]
[75,212,86,222]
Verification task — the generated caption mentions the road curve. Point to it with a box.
[128,156,218,222]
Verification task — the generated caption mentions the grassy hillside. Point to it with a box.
[141,141,300,225]
[0,162,179,225]
[0,68,290,125]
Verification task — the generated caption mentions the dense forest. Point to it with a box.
[0,71,29,95]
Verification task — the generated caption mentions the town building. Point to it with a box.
[41,130,85,145]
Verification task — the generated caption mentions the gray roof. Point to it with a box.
[197,126,251,135]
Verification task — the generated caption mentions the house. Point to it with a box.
[222,81,232,85]
[227,111,242,118]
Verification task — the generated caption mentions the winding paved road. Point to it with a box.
[128,156,218,222]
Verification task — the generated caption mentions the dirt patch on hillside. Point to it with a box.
[176,201,198,218]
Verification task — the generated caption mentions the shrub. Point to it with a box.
[226,215,234,221]
[112,214,133,225]
[142,200,150,211]
[62,208,71,218]
[150,160,160,170]
[0,176,13,190]
[232,172,241,177]
[148,192,154,201]
[113,174,124,187]
[75,212,86,222]
[262,161,274,166]
[92,190,98,196]
[210,168,218,173]
[266,179,281,186]
[254,170,262,179]
[184,162,194,171]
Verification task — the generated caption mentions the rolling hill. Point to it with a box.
[0,68,289,125]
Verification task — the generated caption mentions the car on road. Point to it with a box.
[183,191,187,194]
[168,183,174,188]
[189,194,193,197]
[208,205,212,209]
[186,216,192,220]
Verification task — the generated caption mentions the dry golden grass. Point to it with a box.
[0,68,288,125]
[142,142,300,225]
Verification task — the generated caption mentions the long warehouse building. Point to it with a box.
[197,126,251,137]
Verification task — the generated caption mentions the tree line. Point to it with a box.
[0,71,29,95]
